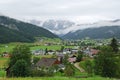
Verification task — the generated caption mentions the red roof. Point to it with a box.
[90,49,99,55]
[68,57,76,63]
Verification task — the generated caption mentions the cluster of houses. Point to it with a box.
[32,46,99,57]
[32,46,99,71]
[4,46,100,77]
[32,47,79,55]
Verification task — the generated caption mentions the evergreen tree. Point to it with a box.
[110,38,119,53]
[115,55,120,78]
[61,46,64,52]
[63,54,69,65]
[85,60,93,77]
[9,45,31,77]
[33,57,40,64]
[64,64,75,77]
[76,51,83,62]
[45,48,48,55]
[11,59,29,77]
[94,46,117,77]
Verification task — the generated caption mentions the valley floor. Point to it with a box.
[0,76,115,80]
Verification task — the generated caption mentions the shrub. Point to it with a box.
[85,60,93,77]
[64,64,75,77]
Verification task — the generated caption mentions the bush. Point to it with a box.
[31,69,46,77]
[64,64,75,77]
[33,57,40,64]
[31,67,54,77]
[94,46,118,78]
[8,45,31,77]
[10,59,29,77]
[76,51,83,62]
[85,60,94,77]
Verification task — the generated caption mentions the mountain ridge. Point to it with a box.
[0,16,59,43]
[28,19,75,35]
[62,26,120,39]
[28,19,120,36]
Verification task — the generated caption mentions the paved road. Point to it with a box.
[74,62,85,72]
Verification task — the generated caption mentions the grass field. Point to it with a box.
[0,70,6,77]
[30,45,74,51]
[79,59,94,71]
[0,57,8,68]
[0,55,117,80]
[0,43,74,52]
[0,76,114,80]
[0,57,8,77]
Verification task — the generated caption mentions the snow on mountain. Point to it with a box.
[67,19,120,33]
[28,19,75,35]
[28,19,120,35]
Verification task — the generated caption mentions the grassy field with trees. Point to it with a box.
[0,43,74,53]
[0,38,120,80]
[0,76,114,80]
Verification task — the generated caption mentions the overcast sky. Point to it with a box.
[0,0,120,23]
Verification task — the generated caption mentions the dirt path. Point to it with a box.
[74,62,85,72]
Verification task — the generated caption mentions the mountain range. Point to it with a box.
[28,19,75,36]
[62,19,120,39]
[0,16,58,43]
[28,19,120,39]
[62,26,120,39]
[1,15,120,42]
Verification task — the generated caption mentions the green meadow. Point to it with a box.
[30,45,74,51]
[0,41,118,80]
[0,76,114,80]
[0,57,8,67]
[0,43,74,53]
[0,57,8,77]
[0,56,115,80]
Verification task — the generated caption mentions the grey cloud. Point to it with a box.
[0,0,120,23]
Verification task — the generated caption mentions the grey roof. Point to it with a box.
[58,64,65,68]
[36,58,57,67]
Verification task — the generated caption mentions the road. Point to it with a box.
[74,62,85,72]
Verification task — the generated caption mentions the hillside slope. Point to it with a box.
[0,16,58,43]
[62,26,120,39]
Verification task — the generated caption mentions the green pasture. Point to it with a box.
[0,57,8,77]
[79,59,94,71]
[0,70,6,77]
[0,76,114,80]
[30,45,74,51]
[0,43,74,52]
[0,57,8,68]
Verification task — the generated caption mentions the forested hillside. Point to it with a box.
[63,26,120,39]
[0,16,58,43]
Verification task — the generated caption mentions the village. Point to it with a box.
[0,39,103,77]
[0,38,120,79]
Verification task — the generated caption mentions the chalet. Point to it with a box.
[71,49,78,54]
[48,50,55,55]
[32,49,45,55]
[35,58,61,69]
[2,52,10,58]
[68,57,76,63]
[83,48,99,57]
[56,50,63,54]
[90,49,99,56]
[57,54,64,63]
[63,48,71,54]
